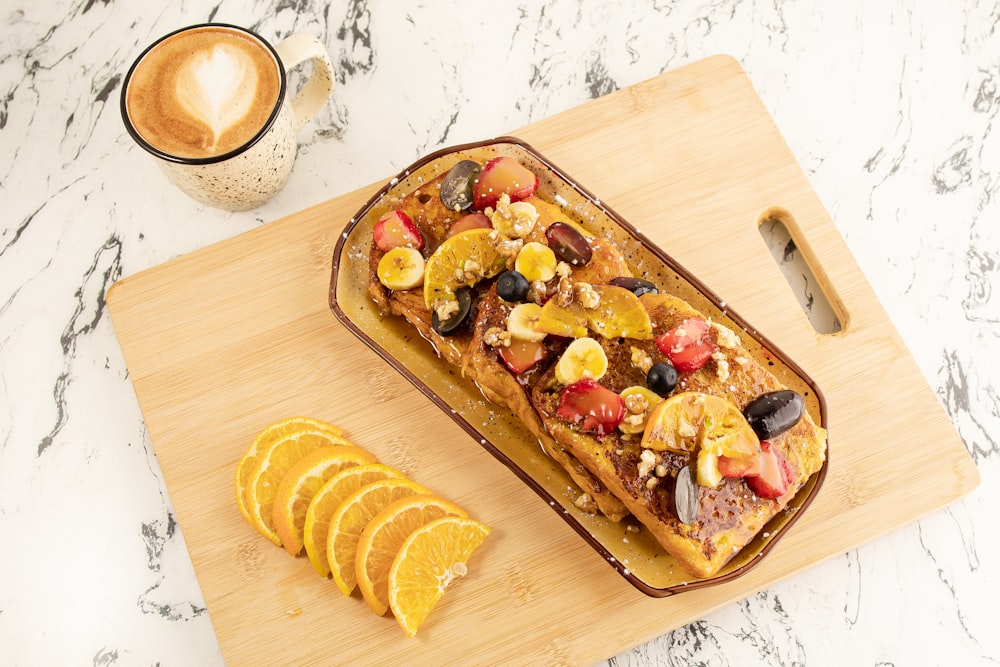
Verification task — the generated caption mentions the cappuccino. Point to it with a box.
[124,25,282,160]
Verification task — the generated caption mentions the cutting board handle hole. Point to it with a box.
[758,207,846,335]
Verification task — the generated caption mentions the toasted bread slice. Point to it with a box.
[529,292,827,578]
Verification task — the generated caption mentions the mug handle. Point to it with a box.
[273,33,335,131]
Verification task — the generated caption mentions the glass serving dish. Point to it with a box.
[329,136,828,596]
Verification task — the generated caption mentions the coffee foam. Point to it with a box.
[125,27,282,160]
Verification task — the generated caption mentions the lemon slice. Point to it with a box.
[586,284,653,339]
[641,391,759,458]
[423,228,507,310]
[555,337,608,384]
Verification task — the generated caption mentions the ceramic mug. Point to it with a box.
[120,23,334,211]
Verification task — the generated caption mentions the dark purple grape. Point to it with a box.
[432,287,473,336]
[609,276,659,297]
[647,361,678,395]
[496,270,530,302]
[439,160,481,211]
[674,465,699,524]
[743,390,805,440]
[544,222,592,267]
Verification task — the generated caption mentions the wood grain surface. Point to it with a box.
[106,55,979,666]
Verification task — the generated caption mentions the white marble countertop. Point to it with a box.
[2,2,997,665]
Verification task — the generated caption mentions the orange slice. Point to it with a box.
[423,228,506,310]
[235,416,343,525]
[243,426,356,546]
[356,494,469,616]
[641,391,759,458]
[271,445,378,556]
[327,477,430,596]
[303,463,405,578]
[388,516,491,637]
[536,298,588,337]
[585,284,653,339]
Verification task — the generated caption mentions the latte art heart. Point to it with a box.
[176,44,259,151]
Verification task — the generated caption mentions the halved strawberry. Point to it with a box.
[717,452,763,478]
[556,378,625,436]
[447,212,492,238]
[655,317,718,372]
[472,157,539,210]
[745,441,793,499]
[497,338,547,374]
[373,210,424,252]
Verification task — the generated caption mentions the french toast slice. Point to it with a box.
[367,173,631,518]
[529,292,827,578]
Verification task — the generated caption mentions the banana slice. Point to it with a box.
[555,337,608,385]
[514,241,557,283]
[696,447,723,487]
[507,303,547,342]
[377,247,425,290]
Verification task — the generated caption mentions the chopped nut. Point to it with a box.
[574,492,597,513]
[710,320,741,349]
[435,299,460,321]
[575,282,601,309]
[495,236,524,260]
[654,463,669,477]
[555,261,572,278]
[630,346,653,374]
[734,355,750,366]
[555,276,575,307]
[490,193,538,238]
[483,326,511,347]
[528,279,548,304]
[645,477,659,490]
[637,448,657,477]
[712,351,730,382]
[622,413,645,427]
[623,392,649,415]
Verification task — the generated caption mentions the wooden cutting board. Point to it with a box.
[107,55,979,666]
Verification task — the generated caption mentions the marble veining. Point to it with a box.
[1,1,997,665]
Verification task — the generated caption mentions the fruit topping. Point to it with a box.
[696,448,723,487]
[506,303,547,342]
[717,452,763,478]
[431,287,472,336]
[641,392,760,459]
[673,465,699,524]
[745,441,793,499]
[545,222,593,267]
[646,361,678,396]
[655,317,717,372]
[556,378,625,436]
[496,270,530,302]
[537,299,588,338]
[515,241,557,283]
[377,247,425,291]
[489,195,539,238]
[555,337,608,385]
[423,228,507,310]
[447,212,492,238]
[374,210,424,252]
[497,338,547,374]
[584,285,653,340]
[439,160,482,211]
[609,276,658,297]
[473,156,539,210]
[742,390,805,440]
[618,385,663,434]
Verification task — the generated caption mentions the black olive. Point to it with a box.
[743,390,805,440]
[439,160,481,211]
[431,287,473,336]
[609,276,659,297]
[674,464,699,524]
[647,361,678,395]
[496,270,530,302]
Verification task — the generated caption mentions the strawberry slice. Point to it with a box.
[497,339,547,374]
[655,317,718,372]
[373,210,424,252]
[745,441,793,499]
[472,157,539,210]
[717,452,762,478]
[556,378,625,436]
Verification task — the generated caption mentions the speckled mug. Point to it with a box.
[120,24,334,211]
